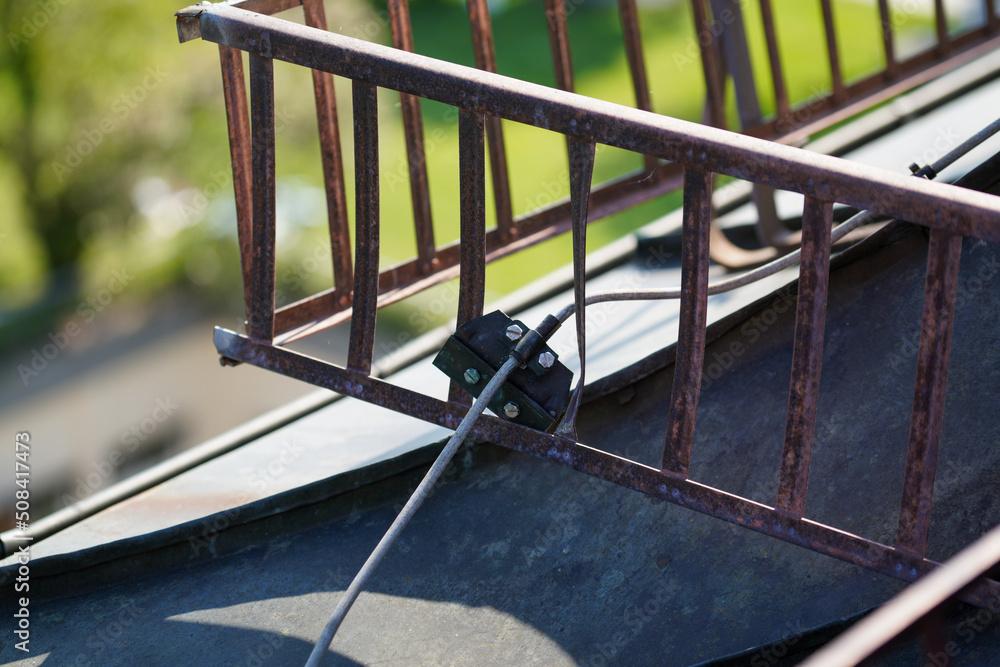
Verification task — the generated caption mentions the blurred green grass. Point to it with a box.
[0,0,932,344]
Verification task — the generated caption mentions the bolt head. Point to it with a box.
[463,368,481,385]
[538,351,555,368]
[505,324,523,341]
[503,402,520,418]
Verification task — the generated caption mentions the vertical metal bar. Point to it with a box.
[544,0,575,93]
[987,0,999,33]
[934,0,951,54]
[819,0,846,103]
[706,0,781,242]
[450,110,487,405]
[466,0,515,241]
[219,45,255,321]
[661,169,712,477]
[387,0,436,274]
[302,0,354,303]
[758,0,789,120]
[617,0,656,172]
[776,197,833,515]
[691,0,727,129]
[710,0,761,128]
[877,0,899,80]
[248,52,276,343]
[896,229,962,556]
[347,82,380,375]
[555,140,597,440]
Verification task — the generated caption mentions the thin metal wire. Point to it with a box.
[554,115,1000,324]
[306,356,521,666]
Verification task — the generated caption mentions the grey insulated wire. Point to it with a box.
[554,114,1000,324]
[306,356,521,666]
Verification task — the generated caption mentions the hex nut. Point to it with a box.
[503,402,520,418]
[538,351,555,369]
[505,324,523,341]
[463,368,481,384]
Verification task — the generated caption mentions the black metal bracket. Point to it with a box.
[433,310,573,431]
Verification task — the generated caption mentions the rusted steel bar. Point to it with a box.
[387,0,436,274]
[544,0,575,93]
[618,0,650,113]
[617,0,656,172]
[176,0,303,42]
[455,110,487,328]
[710,0,761,128]
[819,0,846,102]
[556,139,597,439]
[214,327,1000,608]
[690,0,728,129]
[661,169,712,477]
[934,0,950,55]
[450,110,487,405]
[218,45,255,318]
[346,82,380,374]
[876,0,899,80]
[466,0,515,241]
[248,52,276,342]
[302,0,353,301]
[896,229,963,556]
[190,5,1000,238]
[758,0,789,120]
[776,197,833,515]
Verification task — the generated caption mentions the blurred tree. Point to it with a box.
[0,0,236,317]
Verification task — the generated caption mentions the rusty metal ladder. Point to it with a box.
[176,0,1000,613]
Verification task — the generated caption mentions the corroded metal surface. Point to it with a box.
[7,229,1000,664]
[176,0,1000,641]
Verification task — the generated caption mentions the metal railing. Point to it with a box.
[180,0,1000,341]
[177,0,1000,611]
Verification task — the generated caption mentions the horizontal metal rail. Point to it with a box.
[180,4,1000,234]
[213,326,1000,610]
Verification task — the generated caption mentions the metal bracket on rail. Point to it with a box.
[433,310,573,432]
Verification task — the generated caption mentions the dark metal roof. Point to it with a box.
[5,221,1000,665]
